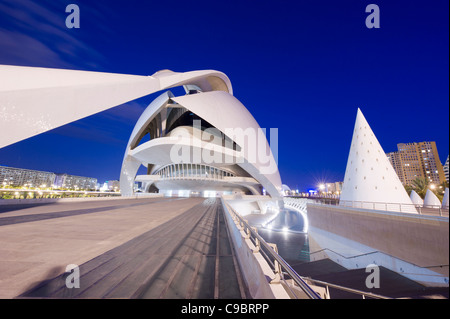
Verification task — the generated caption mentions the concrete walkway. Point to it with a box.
[18,198,247,299]
[0,197,203,298]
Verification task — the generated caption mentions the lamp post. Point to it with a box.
[319,184,325,196]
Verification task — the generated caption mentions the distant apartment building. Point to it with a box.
[106,180,120,192]
[0,165,55,188]
[324,182,343,194]
[53,173,97,190]
[387,141,446,186]
[444,155,449,183]
[0,165,97,190]
[100,180,120,192]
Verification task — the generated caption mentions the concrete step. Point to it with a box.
[314,266,449,299]
[291,258,448,299]
[290,259,347,278]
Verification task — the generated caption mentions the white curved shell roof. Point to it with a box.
[171,91,281,192]
[120,90,282,198]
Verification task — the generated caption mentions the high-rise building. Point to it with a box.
[386,152,406,182]
[0,165,55,188]
[444,155,449,183]
[387,141,446,186]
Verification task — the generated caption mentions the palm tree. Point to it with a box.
[409,177,447,201]
[411,177,429,199]
[435,180,449,202]
[404,184,413,196]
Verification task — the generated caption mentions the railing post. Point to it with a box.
[268,243,281,284]
[252,227,260,253]
[245,226,251,239]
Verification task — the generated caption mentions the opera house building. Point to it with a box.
[119,70,282,201]
[0,65,284,213]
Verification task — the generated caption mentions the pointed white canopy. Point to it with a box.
[442,188,449,209]
[410,190,424,206]
[340,109,417,213]
[423,189,441,208]
[0,65,232,149]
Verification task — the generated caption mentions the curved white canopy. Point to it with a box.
[0,65,231,149]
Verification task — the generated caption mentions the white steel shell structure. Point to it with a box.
[0,65,282,199]
[120,73,282,198]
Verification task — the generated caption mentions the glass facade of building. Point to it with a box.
[154,164,235,180]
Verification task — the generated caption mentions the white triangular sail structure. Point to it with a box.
[340,109,417,213]
[442,188,449,209]
[410,190,424,206]
[0,65,232,149]
[423,189,441,208]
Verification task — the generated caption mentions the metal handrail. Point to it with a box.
[222,200,321,299]
[310,199,448,216]
[223,200,398,300]
[309,247,449,270]
[296,276,392,299]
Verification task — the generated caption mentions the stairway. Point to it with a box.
[289,259,449,299]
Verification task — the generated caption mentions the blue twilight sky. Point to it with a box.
[0,0,448,190]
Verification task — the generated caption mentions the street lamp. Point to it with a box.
[319,184,325,196]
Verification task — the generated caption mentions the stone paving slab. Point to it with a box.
[0,197,203,298]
